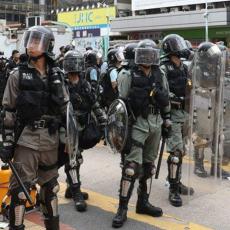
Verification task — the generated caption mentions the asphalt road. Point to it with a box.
[1,142,230,230]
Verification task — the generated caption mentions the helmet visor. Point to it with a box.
[63,57,84,73]
[115,50,125,62]
[166,36,187,52]
[23,30,51,53]
[135,48,160,66]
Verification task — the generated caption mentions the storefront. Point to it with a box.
[111,1,230,47]
[57,6,116,56]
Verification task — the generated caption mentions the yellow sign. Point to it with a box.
[57,7,116,27]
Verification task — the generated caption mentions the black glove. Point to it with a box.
[0,142,14,163]
[161,119,172,139]
[49,67,65,106]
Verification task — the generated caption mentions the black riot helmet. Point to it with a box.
[123,43,138,61]
[197,42,222,64]
[22,26,55,59]
[161,34,188,58]
[107,48,124,65]
[185,40,193,51]
[135,39,160,66]
[63,50,84,74]
[84,50,97,66]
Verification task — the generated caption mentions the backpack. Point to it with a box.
[98,67,117,107]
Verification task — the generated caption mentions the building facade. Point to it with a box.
[110,0,230,46]
[0,0,52,25]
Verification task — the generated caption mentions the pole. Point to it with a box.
[155,138,166,179]
[205,1,209,42]
[8,161,33,205]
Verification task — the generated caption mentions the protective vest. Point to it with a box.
[16,65,63,123]
[100,66,118,107]
[68,79,96,126]
[69,79,96,112]
[163,61,188,97]
[129,66,162,118]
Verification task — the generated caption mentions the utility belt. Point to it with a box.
[28,119,49,129]
[27,116,61,131]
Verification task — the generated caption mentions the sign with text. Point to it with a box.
[58,7,116,29]
[132,0,224,11]
[73,28,101,38]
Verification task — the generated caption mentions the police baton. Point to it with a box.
[8,160,33,205]
[155,138,166,179]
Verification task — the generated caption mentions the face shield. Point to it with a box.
[134,47,160,66]
[23,30,52,53]
[167,36,188,53]
[63,57,84,74]
[115,49,125,62]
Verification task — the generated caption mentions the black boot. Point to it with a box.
[72,184,87,212]
[112,162,138,228]
[44,216,59,230]
[65,186,89,200]
[169,184,182,207]
[194,148,208,178]
[136,192,163,217]
[178,182,194,195]
[112,199,128,228]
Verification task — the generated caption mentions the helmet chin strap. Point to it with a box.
[29,53,44,62]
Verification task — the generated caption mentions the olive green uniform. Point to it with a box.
[118,67,170,164]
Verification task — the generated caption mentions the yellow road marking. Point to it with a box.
[58,182,213,230]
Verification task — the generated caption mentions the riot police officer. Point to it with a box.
[84,50,100,91]
[193,42,230,179]
[160,34,194,207]
[100,48,124,108]
[0,26,68,230]
[63,50,106,212]
[112,39,171,228]
[121,43,138,71]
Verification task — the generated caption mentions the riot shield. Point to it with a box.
[106,99,128,153]
[185,47,226,201]
[66,101,78,168]
[222,50,230,176]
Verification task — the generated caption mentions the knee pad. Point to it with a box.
[65,165,79,185]
[141,162,156,179]
[65,155,83,186]
[40,178,59,218]
[120,162,139,198]
[9,185,30,228]
[167,151,182,182]
[123,161,139,179]
[10,181,31,205]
